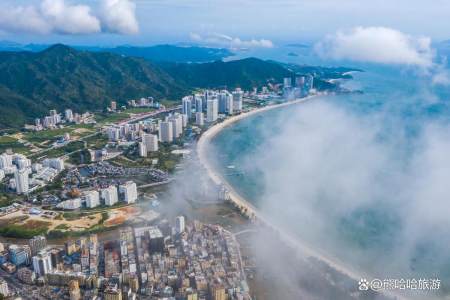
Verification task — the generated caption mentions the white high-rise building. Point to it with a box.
[168,114,183,138]
[226,93,234,115]
[195,112,204,126]
[232,90,243,113]
[206,98,218,122]
[0,153,13,170]
[107,127,120,141]
[65,109,73,122]
[283,77,292,88]
[101,186,118,206]
[14,168,29,194]
[218,91,232,114]
[142,133,158,152]
[138,142,147,157]
[194,95,203,113]
[182,96,192,119]
[32,250,53,276]
[181,114,188,127]
[85,190,100,208]
[159,121,173,143]
[15,157,30,170]
[175,216,185,234]
[42,158,65,172]
[119,181,138,204]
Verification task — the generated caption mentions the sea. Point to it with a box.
[209,46,450,296]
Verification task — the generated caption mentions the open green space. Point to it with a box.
[95,112,130,124]
[23,124,94,144]
[0,135,30,154]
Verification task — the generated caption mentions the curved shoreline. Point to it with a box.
[197,96,406,300]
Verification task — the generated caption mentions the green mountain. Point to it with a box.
[161,57,293,90]
[0,42,234,63]
[0,44,188,127]
[0,44,350,129]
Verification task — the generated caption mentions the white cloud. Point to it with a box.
[315,26,433,67]
[0,0,139,35]
[0,5,52,34]
[41,0,101,34]
[99,0,139,35]
[190,32,274,49]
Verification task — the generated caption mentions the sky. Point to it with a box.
[1,0,450,47]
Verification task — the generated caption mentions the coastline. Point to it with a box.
[196,95,406,300]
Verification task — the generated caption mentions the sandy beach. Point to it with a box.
[197,95,406,300]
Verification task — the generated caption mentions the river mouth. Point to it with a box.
[206,75,450,298]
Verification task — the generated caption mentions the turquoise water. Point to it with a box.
[209,64,450,294]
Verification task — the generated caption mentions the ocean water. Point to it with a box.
[209,60,450,296]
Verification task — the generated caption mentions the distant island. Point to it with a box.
[285,43,310,48]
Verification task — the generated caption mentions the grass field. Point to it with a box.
[0,219,50,239]
[22,124,94,144]
[122,107,155,114]
[95,112,130,124]
[0,135,30,154]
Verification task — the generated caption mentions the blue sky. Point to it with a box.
[1,0,450,46]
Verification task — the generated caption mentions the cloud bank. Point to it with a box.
[315,27,433,67]
[227,96,450,295]
[0,0,139,35]
[99,0,139,35]
[190,32,274,49]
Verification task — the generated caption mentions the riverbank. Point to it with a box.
[196,95,405,300]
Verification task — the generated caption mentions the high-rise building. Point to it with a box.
[182,114,188,127]
[14,168,29,194]
[218,91,229,114]
[32,250,53,276]
[0,153,12,169]
[17,267,36,284]
[65,109,74,122]
[194,95,203,113]
[42,158,65,171]
[226,94,234,115]
[182,96,193,119]
[119,181,138,204]
[49,248,63,269]
[142,133,158,152]
[8,245,30,266]
[107,127,121,142]
[305,74,314,92]
[168,114,183,138]
[29,235,47,256]
[207,98,218,122]
[85,190,100,208]
[283,77,292,88]
[101,185,118,206]
[69,280,81,300]
[0,278,9,298]
[195,112,204,126]
[232,90,243,113]
[159,121,173,143]
[138,142,147,157]
[175,216,185,234]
